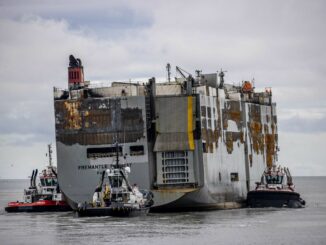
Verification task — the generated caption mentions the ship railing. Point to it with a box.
[87,82,112,88]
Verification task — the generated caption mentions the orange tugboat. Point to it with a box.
[5,145,72,212]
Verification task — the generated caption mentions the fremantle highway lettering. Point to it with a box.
[77,163,132,174]
[78,164,109,170]
[78,164,109,175]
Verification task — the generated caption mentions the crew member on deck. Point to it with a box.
[103,183,111,207]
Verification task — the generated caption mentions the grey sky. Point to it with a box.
[0,0,325,178]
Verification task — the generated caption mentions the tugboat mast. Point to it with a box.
[48,144,53,167]
[166,63,171,83]
[115,141,119,168]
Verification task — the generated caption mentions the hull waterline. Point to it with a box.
[5,201,72,213]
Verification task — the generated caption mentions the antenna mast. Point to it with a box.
[115,140,120,168]
[218,69,227,89]
[114,99,120,168]
[166,63,171,83]
[48,144,53,167]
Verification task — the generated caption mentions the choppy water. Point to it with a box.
[0,177,325,245]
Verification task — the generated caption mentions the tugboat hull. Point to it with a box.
[247,190,305,208]
[5,201,72,213]
[77,206,149,217]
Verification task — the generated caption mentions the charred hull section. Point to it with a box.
[247,191,305,208]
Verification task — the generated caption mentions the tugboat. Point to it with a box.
[77,141,154,217]
[247,165,305,208]
[5,145,72,212]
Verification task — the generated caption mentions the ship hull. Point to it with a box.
[5,200,72,213]
[54,72,279,211]
[150,186,246,211]
[76,206,149,217]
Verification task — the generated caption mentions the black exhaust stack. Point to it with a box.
[32,169,38,188]
[29,170,35,189]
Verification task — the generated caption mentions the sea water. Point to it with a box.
[0,177,325,245]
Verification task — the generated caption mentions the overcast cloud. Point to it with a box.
[0,0,325,178]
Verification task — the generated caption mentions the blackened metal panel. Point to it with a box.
[55,97,145,145]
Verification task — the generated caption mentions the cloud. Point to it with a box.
[279,108,326,121]
[0,0,154,47]
[0,142,55,179]
[278,132,326,176]
[278,111,326,133]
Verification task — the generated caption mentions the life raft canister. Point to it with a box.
[242,81,253,93]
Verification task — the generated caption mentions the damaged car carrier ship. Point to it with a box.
[53,55,278,211]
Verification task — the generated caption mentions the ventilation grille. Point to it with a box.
[161,151,189,184]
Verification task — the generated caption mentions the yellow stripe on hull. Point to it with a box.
[187,96,195,150]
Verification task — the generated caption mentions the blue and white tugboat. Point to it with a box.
[5,145,72,212]
[77,141,154,217]
[247,165,305,208]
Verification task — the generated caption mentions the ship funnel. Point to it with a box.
[68,55,85,90]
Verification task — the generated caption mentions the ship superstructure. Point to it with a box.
[54,55,278,210]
